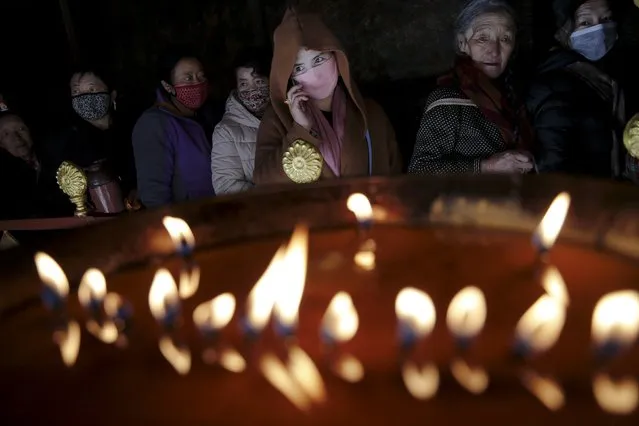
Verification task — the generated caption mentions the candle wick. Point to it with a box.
[462,310,470,327]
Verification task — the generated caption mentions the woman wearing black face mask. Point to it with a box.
[44,64,139,216]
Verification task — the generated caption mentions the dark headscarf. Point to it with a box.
[552,0,586,29]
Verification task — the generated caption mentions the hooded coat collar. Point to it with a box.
[269,8,369,133]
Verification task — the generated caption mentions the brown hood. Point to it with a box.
[270,9,368,130]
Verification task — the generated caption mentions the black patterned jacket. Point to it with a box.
[408,87,507,174]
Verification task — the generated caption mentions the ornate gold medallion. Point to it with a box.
[624,113,639,159]
[282,140,323,183]
[56,161,88,217]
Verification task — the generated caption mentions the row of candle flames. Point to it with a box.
[34,193,639,415]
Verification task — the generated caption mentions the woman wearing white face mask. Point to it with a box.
[527,0,639,182]
[254,9,401,185]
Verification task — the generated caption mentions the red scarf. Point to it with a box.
[438,57,534,151]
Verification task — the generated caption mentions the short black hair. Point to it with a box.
[232,46,272,79]
[157,45,202,84]
[69,62,115,90]
[552,0,620,29]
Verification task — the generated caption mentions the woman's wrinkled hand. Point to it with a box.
[480,150,534,174]
[286,85,312,131]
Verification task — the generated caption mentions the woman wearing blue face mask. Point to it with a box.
[527,0,639,182]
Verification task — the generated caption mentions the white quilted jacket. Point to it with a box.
[211,92,262,194]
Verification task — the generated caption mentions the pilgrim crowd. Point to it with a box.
[1,0,638,222]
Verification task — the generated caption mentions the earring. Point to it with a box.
[113,100,117,111]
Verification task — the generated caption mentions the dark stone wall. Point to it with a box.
[5,1,639,98]
[1,0,638,143]
[0,0,71,133]
[60,0,639,97]
[270,0,535,82]
[64,0,539,94]
[66,0,266,106]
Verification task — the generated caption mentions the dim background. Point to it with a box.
[1,0,638,160]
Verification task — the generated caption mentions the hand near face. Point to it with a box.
[481,150,534,174]
[286,84,312,131]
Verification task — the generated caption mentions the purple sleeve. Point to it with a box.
[132,111,175,208]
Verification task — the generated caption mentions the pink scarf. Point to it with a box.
[307,86,347,176]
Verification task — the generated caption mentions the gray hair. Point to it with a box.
[454,0,518,54]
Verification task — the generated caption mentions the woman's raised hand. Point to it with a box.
[286,85,312,131]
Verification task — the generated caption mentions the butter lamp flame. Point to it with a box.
[446,286,487,347]
[86,320,119,344]
[148,268,180,327]
[532,192,571,254]
[34,252,69,310]
[245,245,287,335]
[78,268,107,312]
[395,287,436,348]
[591,290,639,357]
[402,362,439,400]
[162,216,195,255]
[163,216,199,299]
[178,266,200,300]
[541,266,569,306]
[159,336,191,375]
[218,348,247,373]
[450,358,489,394]
[260,353,312,411]
[260,346,326,411]
[273,224,309,335]
[593,374,638,415]
[514,294,566,356]
[521,370,565,412]
[347,193,373,226]
[78,268,122,344]
[332,354,365,383]
[288,346,327,404]
[354,239,376,271]
[193,293,236,335]
[53,320,81,367]
[321,292,359,344]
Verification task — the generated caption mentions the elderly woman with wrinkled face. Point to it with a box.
[0,113,38,169]
[408,0,534,176]
[0,108,42,219]
[527,0,639,182]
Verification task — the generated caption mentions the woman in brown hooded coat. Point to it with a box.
[254,10,402,185]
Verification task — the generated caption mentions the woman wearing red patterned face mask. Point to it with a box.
[161,57,209,112]
[132,49,216,208]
